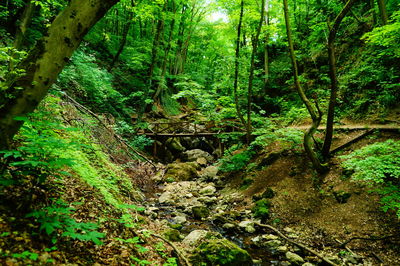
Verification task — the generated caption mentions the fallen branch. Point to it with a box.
[60,92,157,169]
[151,233,191,266]
[329,129,374,155]
[338,234,398,248]
[254,222,338,266]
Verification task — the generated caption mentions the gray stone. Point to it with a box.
[200,185,216,195]
[159,192,174,204]
[196,157,208,165]
[171,214,187,225]
[263,234,279,240]
[182,149,213,162]
[200,166,219,180]
[286,251,305,265]
[265,240,282,249]
[302,263,315,266]
[238,220,256,233]
[182,230,209,246]
[277,246,288,253]
[223,223,236,230]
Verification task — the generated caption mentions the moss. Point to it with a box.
[252,199,271,220]
[191,239,252,266]
[164,162,199,181]
[192,206,210,220]
[164,229,181,242]
[168,223,183,230]
[240,178,254,190]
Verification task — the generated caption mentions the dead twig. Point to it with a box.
[151,233,191,266]
[254,222,338,266]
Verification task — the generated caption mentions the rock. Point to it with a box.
[200,166,219,181]
[164,162,200,182]
[196,157,208,165]
[265,240,282,249]
[286,251,305,265]
[277,246,288,253]
[171,214,187,225]
[182,149,213,162]
[237,220,256,233]
[302,263,315,266]
[326,255,341,265]
[192,205,210,219]
[159,192,174,204]
[199,185,216,195]
[164,229,181,242]
[182,230,209,246]
[283,227,294,233]
[223,223,235,230]
[263,234,279,240]
[198,196,217,204]
[190,239,253,266]
[166,138,186,153]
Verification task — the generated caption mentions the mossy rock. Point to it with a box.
[164,162,200,181]
[252,199,271,220]
[192,205,210,219]
[191,239,252,266]
[164,229,181,242]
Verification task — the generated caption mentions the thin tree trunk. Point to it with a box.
[369,0,377,26]
[153,0,177,101]
[0,0,120,150]
[109,7,134,70]
[264,0,270,91]
[14,0,36,50]
[246,0,265,144]
[322,0,358,158]
[377,0,388,25]
[233,0,246,130]
[282,0,326,173]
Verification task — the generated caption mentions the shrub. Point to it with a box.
[341,140,400,217]
[218,150,255,173]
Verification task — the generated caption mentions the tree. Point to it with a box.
[0,0,120,150]
[377,0,388,25]
[246,0,265,144]
[321,0,359,158]
[282,0,326,173]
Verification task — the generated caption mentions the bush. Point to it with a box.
[341,140,400,217]
[218,150,255,173]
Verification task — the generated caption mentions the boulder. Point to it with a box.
[196,157,208,166]
[159,192,174,204]
[200,166,219,181]
[182,149,213,163]
[164,162,200,182]
[286,251,305,265]
[183,230,209,246]
[238,220,256,233]
[199,185,216,196]
[191,239,252,266]
[192,205,210,219]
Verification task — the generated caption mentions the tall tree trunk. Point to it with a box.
[233,0,246,130]
[0,0,120,150]
[377,0,388,25]
[282,0,326,173]
[246,0,265,144]
[322,0,358,158]
[173,5,187,75]
[369,0,377,26]
[109,8,134,71]
[153,0,177,101]
[14,0,36,50]
[264,0,270,91]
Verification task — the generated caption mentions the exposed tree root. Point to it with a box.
[151,233,192,266]
[254,222,338,266]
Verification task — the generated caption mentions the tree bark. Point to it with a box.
[246,0,265,144]
[377,0,388,25]
[233,0,246,130]
[0,0,120,150]
[321,0,358,158]
[282,0,326,173]
[264,0,270,92]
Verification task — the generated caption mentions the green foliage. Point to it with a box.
[218,149,255,173]
[11,250,39,261]
[341,140,400,217]
[58,49,132,118]
[251,127,303,151]
[27,199,105,245]
[252,199,271,220]
[0,47,26,92]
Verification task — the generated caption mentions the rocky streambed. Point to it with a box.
[141,149,361,266]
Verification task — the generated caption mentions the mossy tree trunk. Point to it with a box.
[377,0,388,25]
[0,0,120,150]
[282,0,327,174]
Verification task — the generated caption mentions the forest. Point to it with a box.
[0,0,399,265]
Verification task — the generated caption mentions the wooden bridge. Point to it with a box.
[138,121,245,137]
